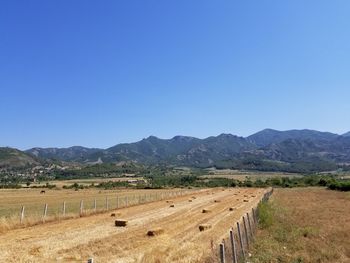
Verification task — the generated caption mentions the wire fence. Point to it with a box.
[1,189,197,229]
[218,188,274,263]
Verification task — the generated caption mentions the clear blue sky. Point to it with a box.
[1,1,350,150]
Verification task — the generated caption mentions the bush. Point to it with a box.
[258,202,274,229]
[328,181,350,191]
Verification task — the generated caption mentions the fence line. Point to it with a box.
[14,189,197,227]
[218,188,274,263]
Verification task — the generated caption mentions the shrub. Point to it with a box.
[258,202,274,229]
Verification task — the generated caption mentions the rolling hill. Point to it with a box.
[27,146,102,162]
[247,129,339,147]
[0,147,40,168]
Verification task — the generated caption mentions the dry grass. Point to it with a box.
[250,188,350,263]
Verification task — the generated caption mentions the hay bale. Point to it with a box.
[166,200,173,203]
[243,199,249,202]
[202,209,211,213]
[147,228,164,236]
[199,224,212,231]
[236,199,240,201]
[229,207,235,211]
[251,195,256,197]
[111,212,121,217]
[214,200,221,203]
[115,219,128,227]
[169,204,175,207]
[188,199,193,202]
[191,196,197,199]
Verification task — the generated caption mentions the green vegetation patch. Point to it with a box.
[251,200,339,263]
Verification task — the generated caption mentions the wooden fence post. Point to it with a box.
[243,216,249,249]
[247,212,253,239]
[20,206,25,224]
[252,207,257,226]
[42,203,48,223]
[80,200,84,216]
[230,228,238,263]
[62,201,66,217]
[236,221,246,260]
[220,241,226,263]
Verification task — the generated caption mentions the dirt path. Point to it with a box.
[0,188,267,263]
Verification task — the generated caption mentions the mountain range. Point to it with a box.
[1,129,350,172]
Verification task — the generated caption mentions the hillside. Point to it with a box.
[343,132,350,137]
[26,146,101,162]
[248,129,339,147]
[0,147,40,168]
[2,129,349,172]
[87,134,256,166]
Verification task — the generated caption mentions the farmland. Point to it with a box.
[250,188,350,263]
[202,169,302,181]
[0,187,267,262]
[0,188,194,232]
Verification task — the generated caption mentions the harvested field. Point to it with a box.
[0,188,191,232]
[0,187,267,262]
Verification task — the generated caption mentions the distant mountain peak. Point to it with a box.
[248,128,338,147]
[343,132,350,137]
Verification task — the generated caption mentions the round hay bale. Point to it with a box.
[188,199,193,202]
[115,219,128,227]
[229,207,235,211]
[199,224,212,232]
[147,228,164,236]
[202,209,211,213]
[169,204,175,207]
[111,213,116,217]
[214,200,221,203]
[243,199,249,202]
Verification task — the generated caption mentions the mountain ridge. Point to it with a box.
[10,128,350,172]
